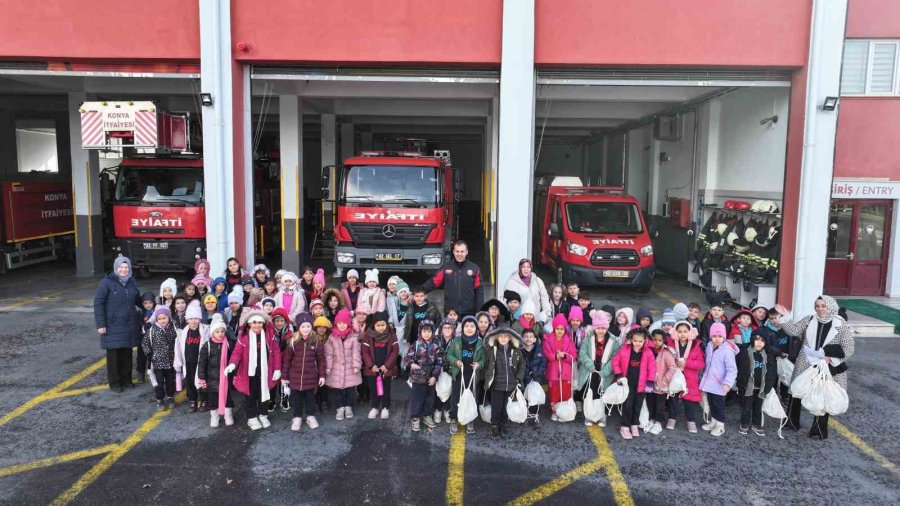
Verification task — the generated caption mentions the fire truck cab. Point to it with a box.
[329,146,458,271]
[535,177,656,292]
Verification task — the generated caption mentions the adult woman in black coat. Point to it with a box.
[93,256,143,392]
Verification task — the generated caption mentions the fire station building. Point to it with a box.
[0,0,897,312]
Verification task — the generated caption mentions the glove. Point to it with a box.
[197,380,207,389]
[224,364,236,374]
[272,370,282,381]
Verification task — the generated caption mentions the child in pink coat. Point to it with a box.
[325,309,362,420]
[225,310,283,431]
[612,328,656,440]
[543,314,577,421]
[665,321,706,433]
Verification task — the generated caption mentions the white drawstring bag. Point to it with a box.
[667,343,690,397]
[525,380,546,407]
[776,357,794,387]
[554,360,577,422]
[819,366,849,415]
[582,374,606,424]
[762,389,788,439]
[436,370,453,402]
[639,399,651,432]
[701,392,711,424]
[506,387,528,424]
[479,387,492,424]
[601,377,629,412]
[456,374,478,426]
[789,364,820,398]
[801,367,827,416]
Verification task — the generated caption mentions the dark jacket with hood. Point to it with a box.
[94,270,143,350]
[483,328,526,392]
[402,327,444,385]
[198,336,235,392]
[423,257,485,316]
[635,307,654,328]
[735,345,777,398]
[521,339,547,384]
[699,311,731,349]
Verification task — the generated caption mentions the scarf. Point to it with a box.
[371,329,391,344]
[248,329,270,403]
[214,337,229,416]
[815,295,839,324]
[520,274,532,286]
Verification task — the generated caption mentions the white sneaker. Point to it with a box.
[336,407,345,421]
[210,411,220,428]
[702,419,717,432]
[711,421,726,437]
[649,422,663,435]
[444,411,452,424]
[584,420,594,426]
[291,417,302,431]
[258,415,271,428]
[551,413,559,422]
[344,406,354,419]
[224,408,234,426]
[368,408,379,419]
[434,410,443,423]
[247,417,262,431]
[381,408,390,419]
[597,419,606,428]
[306,416,320,429]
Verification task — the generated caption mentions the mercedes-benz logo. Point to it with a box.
[382,224,396,238]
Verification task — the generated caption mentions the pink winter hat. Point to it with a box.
[710,322,727,337]
[335,308,353,326]
[551,314,569,330]
[590,310,610,329]
[313,268,326,285]
[568,306,583,322]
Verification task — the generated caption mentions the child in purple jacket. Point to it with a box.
[699,322,738,437]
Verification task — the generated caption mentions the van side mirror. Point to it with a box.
[649,224,659,239]
[549,223,560,238]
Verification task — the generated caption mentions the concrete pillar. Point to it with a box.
[792,0,848,311]
[486,97,500,289]
[321,114,337,168]
[360,131,373,151]
[886,202,900,297]
[199,0,236,274]
[496,0,536,287]
[239,65,254,265]
[340,122,354,161]
[279,96,303,273]
[69,92,103,276]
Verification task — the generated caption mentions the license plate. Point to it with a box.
[375,253,403,261]
[603,270,630,278]
[143,242,168,250]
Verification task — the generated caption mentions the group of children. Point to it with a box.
[135,259,799,439]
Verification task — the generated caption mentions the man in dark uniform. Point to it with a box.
[423,240,484,317]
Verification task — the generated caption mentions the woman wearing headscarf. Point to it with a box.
[93,256,143,392]
[502,258,551,321]
[774,295,855,440]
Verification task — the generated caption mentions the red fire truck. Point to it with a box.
[81,101,278,275]
[328,144,459,271]
[0,181,74,273]
[534,177,656,292]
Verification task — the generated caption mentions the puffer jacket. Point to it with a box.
[360,327,400,377]
[282,335,327,391]
[402,337,444,385]
[357,287,387,314]
[521,343,547,385]
[324,333,362,389]
[444,334,486,380]
[543,332,577,383]
[665,337,705,403]
[142,323,178,370]
[577,333,621,391]
[736,347,776,398]
[652,345,677,394]
[699,341,739,396]
[229,327,282,395]
[483,329,525,392]
[197,337,234,392]
[423,258,484,316]
[502,272,551,321]
[93,273,143,349]
[612,343,657,393]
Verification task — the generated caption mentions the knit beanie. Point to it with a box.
[313,315,332,329]
[661,309,676,326]
[503,289,522,303]
[209,314,227,336]
[460,315,478,331]
[347,269,359,280]
[203,293,218,306]
[281,271,298,284]
[261,297,276,307]
[551,314,568,330]
[387,275,402,289]
[149,306,171,325]
[141,291,155,304]
[590,310,610,329]
[673,303,689,321]
[396,280,410,296]
[568,306,584,322]
[441,317,457,331]
[335,308,352,326]
[313,268,326,285]
[418,319,435,333]
[185,301,202,320]
[600,304,616,320]
[710,322,727,337]
[227,289,244,305]
[241,274,253,286]
[253,264,271,278]
[194,258,210,274]
[365,268,380,285]
[191,274,211,287]
[294,312,314,328]
[370,311,389,327]
[309,298,324,309]
[159,278,177,297]
[519,299,537,317]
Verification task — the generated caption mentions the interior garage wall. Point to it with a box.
[626,126,652,212]
[655,111,697,208]
[536,144,583,176]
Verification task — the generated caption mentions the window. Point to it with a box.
[15,119,59,173]
[840,40,900,96]
[565,202,643,234]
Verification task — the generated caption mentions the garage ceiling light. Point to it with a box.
[199,93,214,107]
[821,96,839,111]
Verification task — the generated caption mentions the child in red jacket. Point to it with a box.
[282,312,326,431]
[612,328,656,440]
[361,312,400,420]
[543,314,577,422]
[729,309,758,348]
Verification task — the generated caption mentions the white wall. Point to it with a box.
[654,111,696,211]
[626,125,652,212]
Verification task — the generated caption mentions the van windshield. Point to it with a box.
[565,202,643,234]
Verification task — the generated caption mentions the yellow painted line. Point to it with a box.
[507,426,634,506]
[50,392,185,506]
[0,281,98,310]
[0,357,106,428]
[587,425,635,506]
[0,444,117,478]
[653,290,680,306]
[831,419,900,479]
[46,384,109,400]
[446,431,466,506]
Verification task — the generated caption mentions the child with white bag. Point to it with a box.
[699,322,738,437]
[611,329,656,440]
[736,333,777,436]
[543,314,577,422]
[520,328,546,425]
[648,329,675,434]
[665,321,706,433]
[483,328,525,438]
[576,312,620,427]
